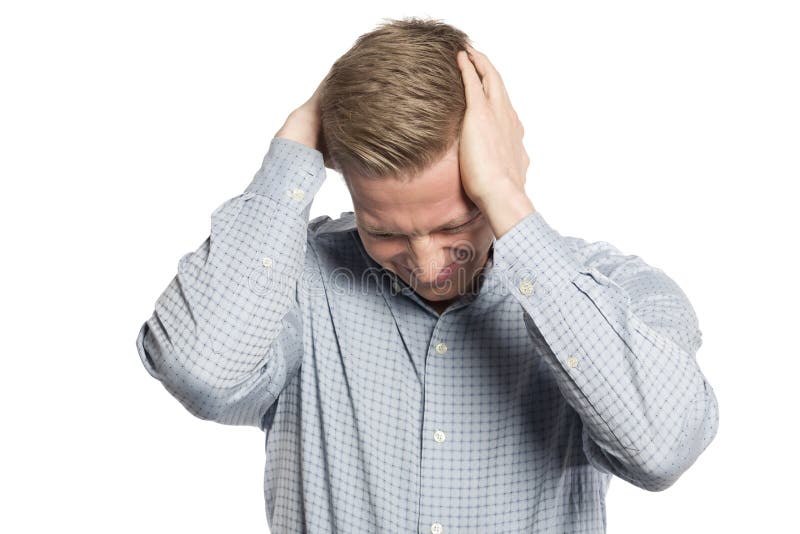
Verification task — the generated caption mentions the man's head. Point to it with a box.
[319,17,494,307]
[346,137,495,307]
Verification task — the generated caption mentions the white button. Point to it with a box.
[290,188,305,201]
[434,342,448,355]
[567,356,579,368]
[431,522,443,534]
[519,279,534,295]
[261,257,273,268]
[392,279,401,292]
[433,430,446,443]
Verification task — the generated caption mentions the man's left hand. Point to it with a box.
[456,45,536,238]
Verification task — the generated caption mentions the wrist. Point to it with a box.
[275,110,321,152]
[477,188,535,239]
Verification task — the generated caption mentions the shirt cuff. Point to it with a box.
[492,210,586,299]
[244,137,326,209]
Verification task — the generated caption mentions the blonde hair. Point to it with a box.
[320,16,473,181]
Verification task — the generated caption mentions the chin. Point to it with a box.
[417,275,472,300]
[417,287,459,301]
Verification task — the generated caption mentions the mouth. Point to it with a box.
[399,262,459,286]
[434,262,457,283]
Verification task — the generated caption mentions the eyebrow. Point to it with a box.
[361,207,481,235]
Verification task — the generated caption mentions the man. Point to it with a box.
[136,18,718,533]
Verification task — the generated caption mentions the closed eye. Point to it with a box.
[442,213,482,233]
[368,232,396,239]
[366,213,482,239]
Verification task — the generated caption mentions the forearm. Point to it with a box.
[492,210,719,491]
[136,137,325,427]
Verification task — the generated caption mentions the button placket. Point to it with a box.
[423,321,453,531]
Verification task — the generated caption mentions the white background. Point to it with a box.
[1,1,797,532]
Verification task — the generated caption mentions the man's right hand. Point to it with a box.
[274,69,334,170]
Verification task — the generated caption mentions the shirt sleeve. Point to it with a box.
[492,209,720,492]
[135,137,325,429]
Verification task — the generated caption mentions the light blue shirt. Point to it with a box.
[136,136,719,533]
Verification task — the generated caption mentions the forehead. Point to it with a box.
[346,142,476,233]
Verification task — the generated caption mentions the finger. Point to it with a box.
[456,49,486,108]
[464,45,511,105]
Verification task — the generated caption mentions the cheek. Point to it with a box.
[362,239,403,264]
[456,226,493,263]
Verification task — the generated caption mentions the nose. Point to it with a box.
[407,236,449,284]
